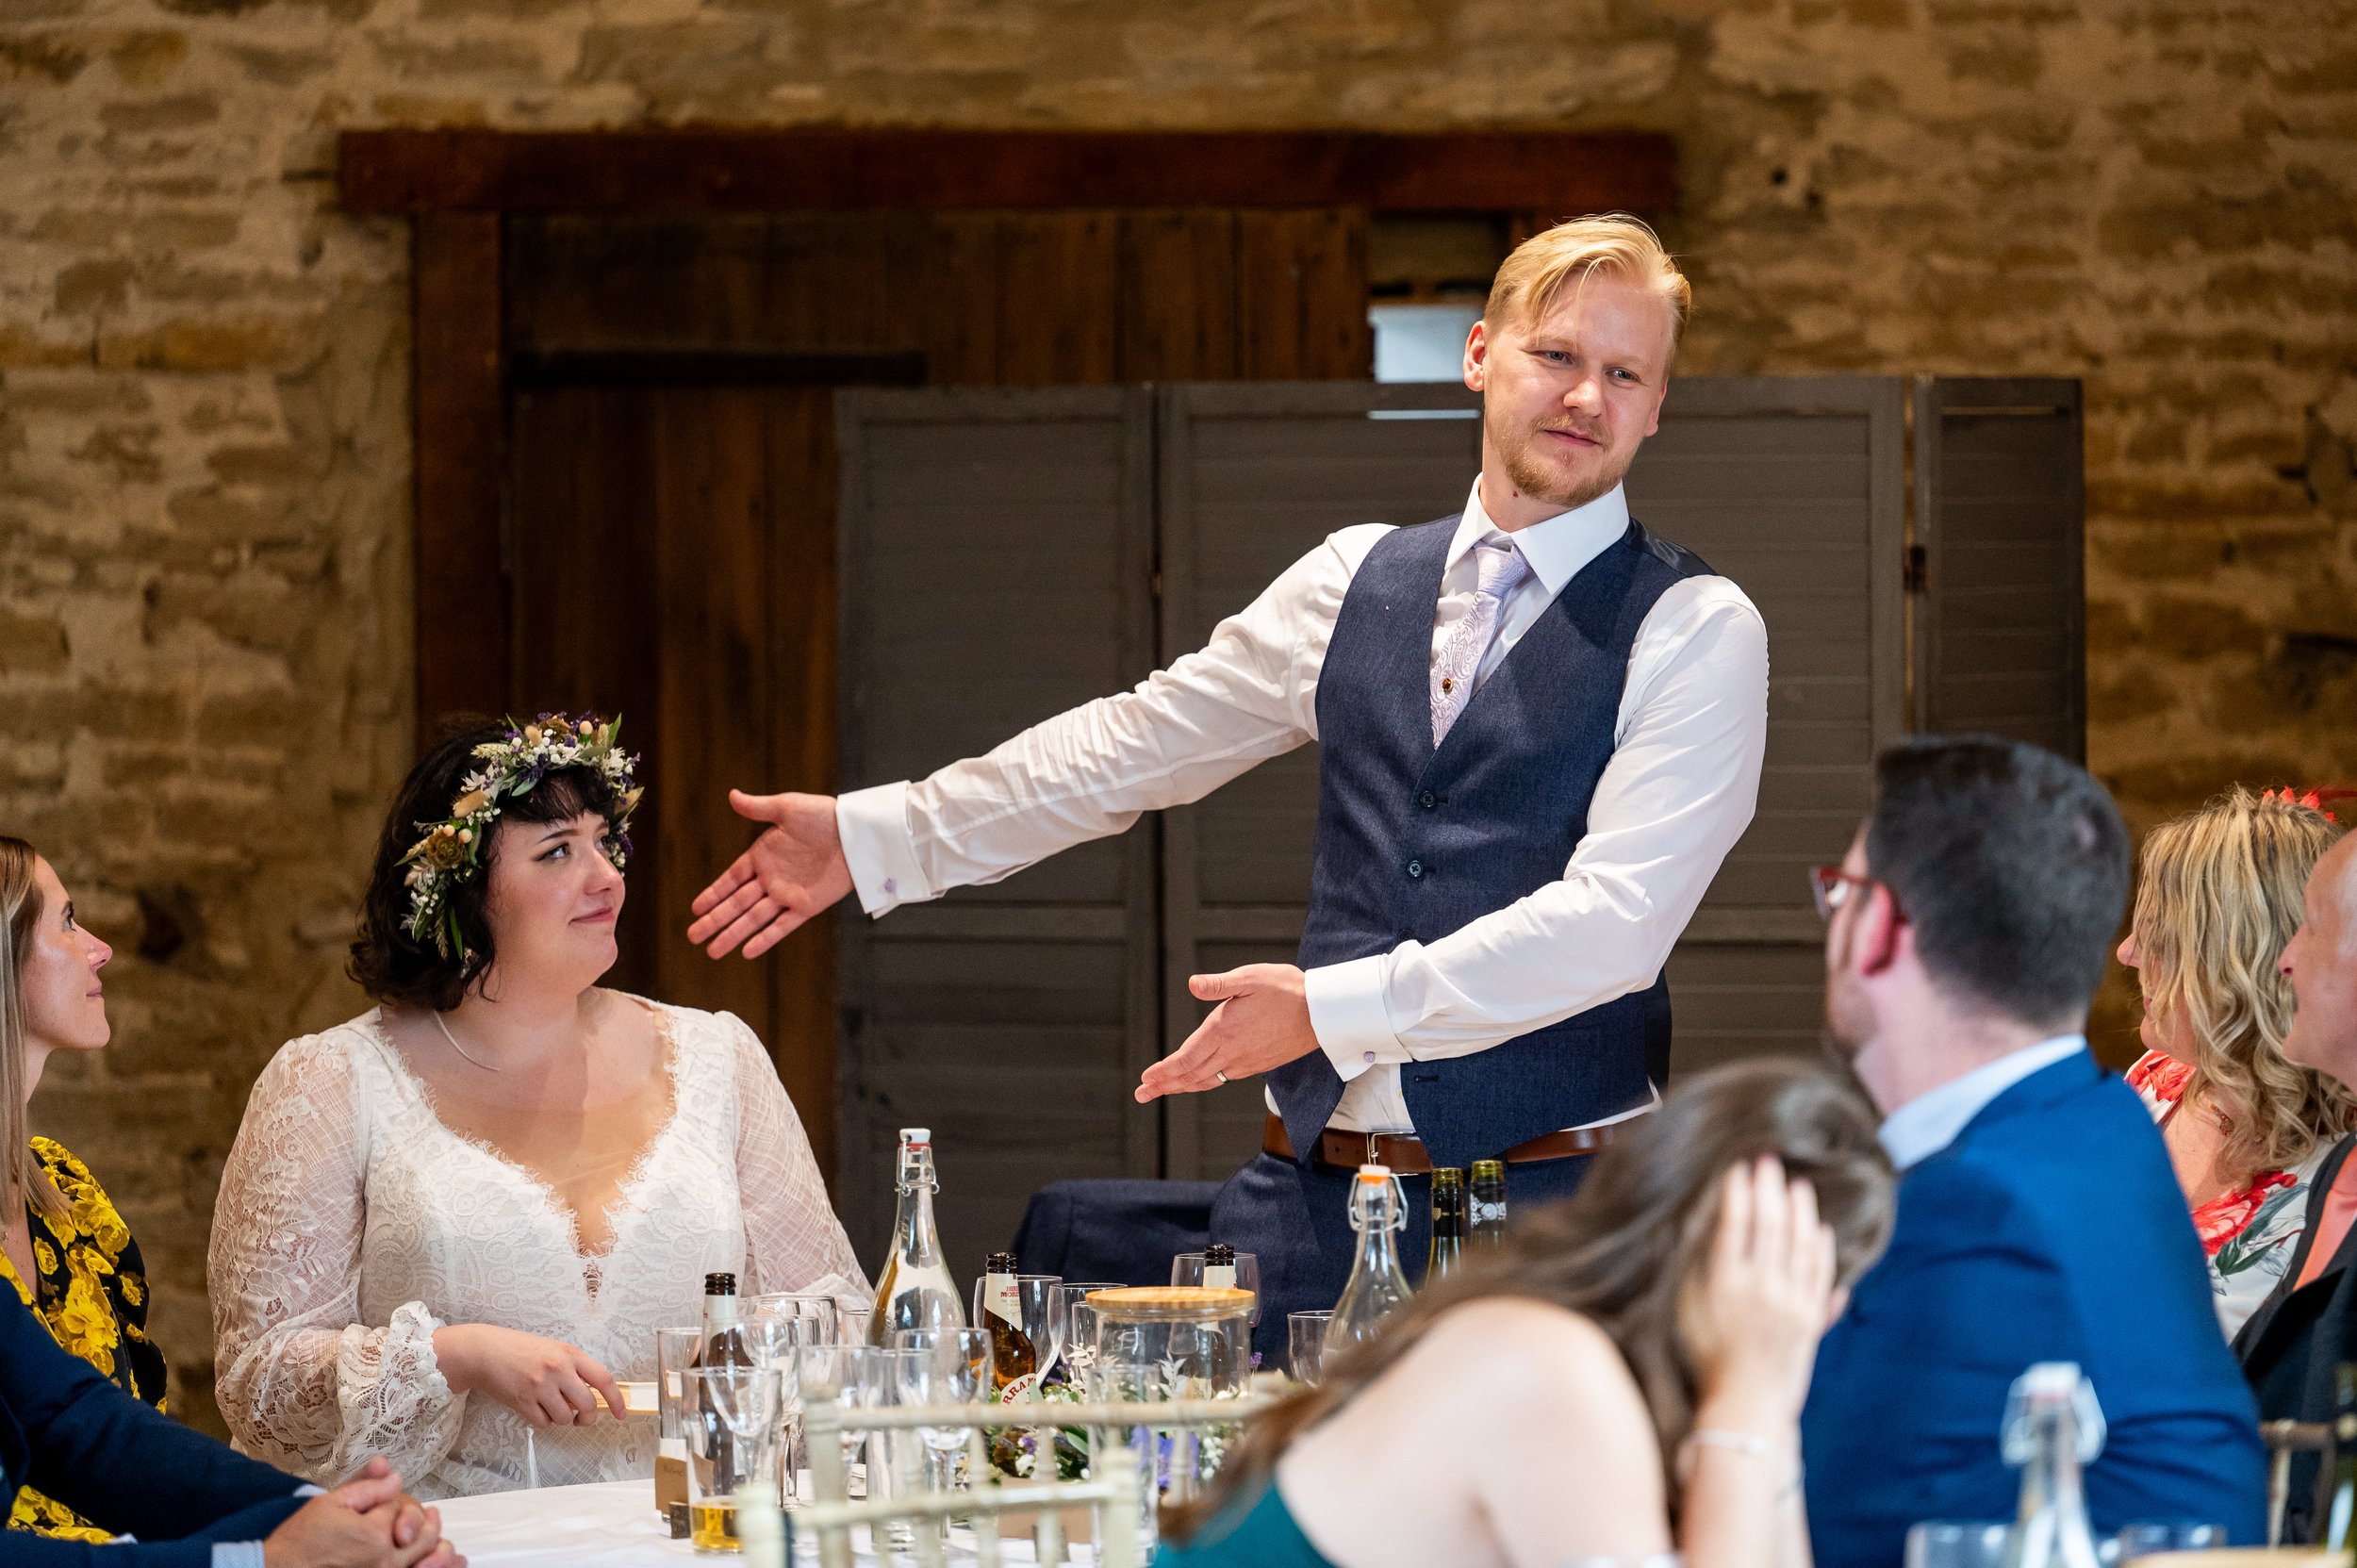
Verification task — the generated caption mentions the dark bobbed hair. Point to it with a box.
[349,716,628,1013]
[1866,735,2131,1032]
[1168,1056,1895,1538]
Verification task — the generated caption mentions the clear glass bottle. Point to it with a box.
[1324,1164,1413,1360]
[1469,1159,1508,1251]
[1999,1362,2104,1568]
[869,1127,964,1344]
[1426,1167,1467,1284]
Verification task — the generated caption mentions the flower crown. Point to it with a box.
[401,714,643,959]
[2260,785,2352,824]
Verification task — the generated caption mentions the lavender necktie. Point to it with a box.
[1430,539,1533,745]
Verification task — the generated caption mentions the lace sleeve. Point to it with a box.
[208,1030,466,1483]
[724,1014,873,1311]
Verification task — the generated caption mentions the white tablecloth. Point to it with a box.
[434,1480,1100,1566]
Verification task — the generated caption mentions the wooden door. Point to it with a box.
[504,209,1372,1239]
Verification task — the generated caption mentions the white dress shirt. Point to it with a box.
[1876,1035,2090,1172]
[838,477,1770,1134]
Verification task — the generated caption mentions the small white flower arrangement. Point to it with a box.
[401,713,642,958]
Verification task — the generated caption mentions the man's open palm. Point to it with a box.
[686,791,854,959]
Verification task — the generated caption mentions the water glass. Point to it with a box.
[894,1326,993,1510]
[970,1273,1068,1389]
[683,1364,783,1553]
[748,1291,841,1345]
[654,1326,702,1517]
[795,1344,895,1502]
[838,1302,874,1347]
[1059,1284,1118,1385]
[2108,1523,2226,1563]
[1288,1311,1333,1385]
[1904,1523,2012,1568]
[740,1305,819,1370]
[1173,1250,1263,1329]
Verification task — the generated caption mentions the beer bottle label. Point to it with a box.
[987,1274,1023,1330]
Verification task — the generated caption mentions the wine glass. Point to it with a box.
[1173,1250,1262,1329]
[970,1274,1068,1390]
[894,1327,993,1501]
[749,1291,841,1346]
[795,1345,889,1494]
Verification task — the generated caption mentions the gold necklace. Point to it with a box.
[431,1010,503,1073]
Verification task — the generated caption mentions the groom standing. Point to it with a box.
[689,216,1768,1345]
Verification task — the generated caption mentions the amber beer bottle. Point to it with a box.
[1469,1160,1508,1251]
[1426,1168,1468,1283]
[981,1250,1042,1402]
[688,1272,755,1551]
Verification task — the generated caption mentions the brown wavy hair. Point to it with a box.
[1,838,71,1220]
[1166,1056,1896,1541]
[348,717,629,1013]
[2129,786,2351,1185]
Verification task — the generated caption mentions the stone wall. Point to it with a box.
[3,0,2353,1434]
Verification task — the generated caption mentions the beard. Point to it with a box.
[1492,406,1636,513]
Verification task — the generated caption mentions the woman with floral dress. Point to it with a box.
[2117,788,2351,1335]
[0,835,168,1541]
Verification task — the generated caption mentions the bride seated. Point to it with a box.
[208,714,867,1496]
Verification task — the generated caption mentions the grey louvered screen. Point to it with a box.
[1156,383,1486,1180]
[834,388,1160,1281]
[1623,378,1908,1077]
[1912,377,2086,761]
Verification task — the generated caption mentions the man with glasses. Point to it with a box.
[1798,737,2266,1567]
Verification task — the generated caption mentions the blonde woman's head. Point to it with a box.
[2,838,113,1218]
[2118,788,2350,1182]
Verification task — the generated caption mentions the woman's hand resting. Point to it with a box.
[431,1324,626,1429]
[1687,1155,1840,1433]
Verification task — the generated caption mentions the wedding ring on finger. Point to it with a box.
[1213,1070,1228,1084]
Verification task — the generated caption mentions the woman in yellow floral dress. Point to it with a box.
[0,835,167,1541]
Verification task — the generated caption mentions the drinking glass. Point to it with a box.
[1288,1311,1333,1385]
[655,1326,703,1518]
[737,1311,816,1503]
[894,1326,993,1508]
[741,1305,819,1370]
[970,1274,1068,1388]
[838,1302,874,1347]
[1173,1250,1263,1329]
[2107,1523,2226,1563]
[684,1364,783,1552]
[1058,1284,1118,1385]
[748,1291,841,1346]
[1903,1523,2013,1568]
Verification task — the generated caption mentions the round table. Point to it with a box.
[433,1480,1098,1565]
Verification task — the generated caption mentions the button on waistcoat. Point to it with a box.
[1267,514,1714,1169]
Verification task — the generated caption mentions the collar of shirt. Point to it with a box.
[1452,477,1631,597]
[1877,1034,2088,1172]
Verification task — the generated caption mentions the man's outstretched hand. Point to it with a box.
[1136,964,1320,1102]
[686,791,854,959]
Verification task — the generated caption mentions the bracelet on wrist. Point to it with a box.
[1676,1427,1803,1494]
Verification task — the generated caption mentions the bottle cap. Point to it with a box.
[704,1271,737,1296]
[987,1250,1018,1274]
[899,1127,931,1145]
[1356,1164,1390,1181]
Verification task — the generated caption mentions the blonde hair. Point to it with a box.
[1484,213,1692,346]
[0,838,69,1220]
[2131,789,2352,1184]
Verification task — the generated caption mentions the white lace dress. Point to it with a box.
[208,1000,868,1497]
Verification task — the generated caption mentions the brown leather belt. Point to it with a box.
[1261,1113,1625,1176]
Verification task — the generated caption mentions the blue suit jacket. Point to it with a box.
[1801,1052,2267,1568]
[0,1286,304,1565]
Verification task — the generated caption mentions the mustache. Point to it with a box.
[1533,420,1607,445]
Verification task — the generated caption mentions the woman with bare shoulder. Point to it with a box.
[1157,1056,1894,1568]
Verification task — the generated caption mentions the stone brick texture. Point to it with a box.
[3,0,2353,1434]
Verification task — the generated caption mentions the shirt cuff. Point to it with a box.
[836,783,933,916]
[215,1543,270,1568]
[1304,955,1410,1081]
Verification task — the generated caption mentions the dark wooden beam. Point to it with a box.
[341,129,1675,217]
[507,347,928,388]
[411,212,510,747]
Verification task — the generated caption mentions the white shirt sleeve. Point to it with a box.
[836,528,1387,917]
[1303,576,1769,1066]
